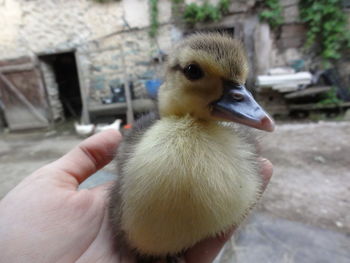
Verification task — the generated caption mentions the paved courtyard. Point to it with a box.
[1,121,349,262]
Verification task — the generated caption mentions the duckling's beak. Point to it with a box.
[211,82,275,132]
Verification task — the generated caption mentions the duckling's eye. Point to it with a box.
[183,64,204,81]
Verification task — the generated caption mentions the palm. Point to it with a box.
[0,130,123,263]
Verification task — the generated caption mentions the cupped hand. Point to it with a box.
[0,129,272,263]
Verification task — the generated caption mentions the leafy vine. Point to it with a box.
[182,0,230,25]
[149,0,159,38]
[259,0,283,29]
[299,0,350,64]
[318,87,343,105]
[149,0,231,37]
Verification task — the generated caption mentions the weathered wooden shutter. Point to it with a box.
[0,57,51,130]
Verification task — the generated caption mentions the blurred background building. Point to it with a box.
[0,0,349,130]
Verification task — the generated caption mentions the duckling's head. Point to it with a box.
[158,33,274,132]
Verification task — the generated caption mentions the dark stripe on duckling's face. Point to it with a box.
[170,64,182,72]
[171,63,205,81]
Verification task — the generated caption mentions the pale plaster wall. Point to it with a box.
[0,0,22,58]
[123,0,171,28]
[0,0,172,60]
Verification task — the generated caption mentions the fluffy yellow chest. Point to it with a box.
[120,116,260,256]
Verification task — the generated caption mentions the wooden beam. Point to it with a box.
[75,52,90,124]
[285,86,331,99]
[0,63,35,73]
[0,73,48,124]
[120,44,134,124]
[89,99,155,115]
[35,60,55,126]
[289,102,350,110]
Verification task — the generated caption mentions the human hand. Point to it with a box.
[0,129,272,263]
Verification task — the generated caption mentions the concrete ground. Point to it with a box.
[1,121,350,262]
[217,212,350,263]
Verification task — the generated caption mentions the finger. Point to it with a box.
[184,228,234,263]
[258,157,273,190]
[49,129,121,186]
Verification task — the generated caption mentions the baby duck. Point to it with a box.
[109,33,274,262]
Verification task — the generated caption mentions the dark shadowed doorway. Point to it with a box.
[39,52,82,119]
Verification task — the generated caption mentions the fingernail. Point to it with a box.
[259,157,268,163]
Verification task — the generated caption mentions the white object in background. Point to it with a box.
[256,72,312,92]
[95,119,122,133]
[74,122,95,136]
[272,84,301,92]
[268,67,296,75]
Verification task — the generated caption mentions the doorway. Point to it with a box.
[39,52,82,120]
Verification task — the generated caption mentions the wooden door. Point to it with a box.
[0,57,50,130]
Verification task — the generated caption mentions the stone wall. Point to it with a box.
[252,0,307,73]
[39,61,64,121]
[274,0,306,68]
[77,24,176,105]
[0,0,172,59]
[0,0,120,59]
[0,0,175,111]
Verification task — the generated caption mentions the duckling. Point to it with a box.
[108,33,274,262]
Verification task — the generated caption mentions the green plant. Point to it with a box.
[149,0,159,38]
[299,0,350,65]
[318,87,343,105]
[259,0,283,29]
[218,0,230,12]
[183,0,230,25]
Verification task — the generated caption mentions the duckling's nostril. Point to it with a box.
[231,92,244,102]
